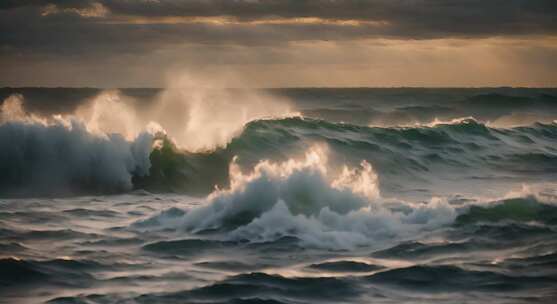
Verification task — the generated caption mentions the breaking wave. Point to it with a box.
[134,116,557,198]
[0,87,294,196]
[138,145,457,250]
[1,91,557,197]
[0,120,152,196]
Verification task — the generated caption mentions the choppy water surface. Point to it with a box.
[1,88,557,303]
[2,191,557,303]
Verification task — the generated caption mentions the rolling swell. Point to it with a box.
[365,265,557,292]
[456,197,557,225]
[0,257,97,289]
[136,117,557,197]
[134,272,361,303]
[308,260,384,272]
[1,115,556,197]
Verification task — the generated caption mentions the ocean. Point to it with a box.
[1,87,557,303]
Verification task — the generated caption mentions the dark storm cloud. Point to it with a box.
[1,0,556,56]
[2,1,557,37]
[1,0,556,87]
[97,0,557,38]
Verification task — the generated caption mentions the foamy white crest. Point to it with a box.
[487,113,557,128]
[56,72,295,151]
[0,94,26,122]
[500,183,557,205]
[332,160,379,200]
[3,68,298,153]
[75,90,144,139]
[0,94,154,195]
[141,144,456,250]
[443,183,557,213]
[0,94,47,124]
[368,116,479,129]
[151,72,297,151]
[422,116,478,127]
[0,92,157,140]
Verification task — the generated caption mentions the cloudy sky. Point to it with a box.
[1,0,556,87]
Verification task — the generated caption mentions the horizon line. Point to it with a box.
[2,86,557,90]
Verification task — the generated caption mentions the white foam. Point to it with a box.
[144,144,456,250]
[0,94,154,195]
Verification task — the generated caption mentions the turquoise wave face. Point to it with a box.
[455,197,557,226]
[134,117,557,199]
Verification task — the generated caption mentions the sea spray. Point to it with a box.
[139,145,456,250]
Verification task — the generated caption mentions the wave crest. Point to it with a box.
[141,145,456,250]
[0,95,154,196]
